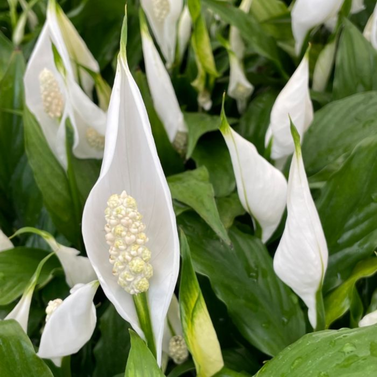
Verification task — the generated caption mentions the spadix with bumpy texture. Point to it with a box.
[39,68,64,119]
[105,191,153,294]
[153,0,170,22]
[45,299,63,322]
[86,127,105,151]
[169,335,189,364]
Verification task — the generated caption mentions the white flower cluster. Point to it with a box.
[45,298,63,322]
[86,127,105,151]
[39,68,64,119]
[153,0,170,23]
[105,191,153,295]
[169,335,189,364]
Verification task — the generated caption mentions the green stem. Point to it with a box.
[133,292,157,358]
[61,356,72,377]
[315,289,326,331]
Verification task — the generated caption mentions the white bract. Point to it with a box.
[140,15,188,149]
[5,288,33,332]
[82,20,180,366]
[265,52,313,164]
[0,229,13,251]
[273,126,328,329]
[141,0,183,66]
[359,310,377,327]
[38,282,99,366]
[364,4,377,50]
[177,6,192,62]
[220,106,287,243]
[24,0,106,169]
[351,0,365,14]
[292,0,344,55]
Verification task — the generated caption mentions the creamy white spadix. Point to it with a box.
[273,125,328,329]
[220,104,287,243]
[82,20,179,366]
[265,52,313,163]
[24,0,106,169]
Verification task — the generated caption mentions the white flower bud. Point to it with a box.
[153,0,170,23]
[39,68,64,119]
[105,191,153,295]
[45,298,63,322]
[86,127,105,151]
[169,335,189,364]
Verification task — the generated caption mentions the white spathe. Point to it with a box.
[177,6,192,62]
[359,310,377,327]
[265,53,313,162]
[24,0,106,169]
[0,229,13,251]
[364,4,377,50]
[292,0,344,55]
[82,37,180,365]
[141,0,183,66]
[37,282,98,365]
[220,112,287,243]
[141,21,187,144]
[5,289,33,332]
[273,127,328,329]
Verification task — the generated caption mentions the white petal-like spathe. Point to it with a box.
[5,289,33,332]
[359,310,377,327]
[220,119,287,243]
[37,282,98,361]
[273,128,328,329]
[351,0,365,14]
[292,0,344,55]
[0,229,13,251]
[265,53,313,161]
[141,23,187,143]
[82,49,180,365]
[141,0,183,66]
[364,5,377,50]
[177,6,192,62]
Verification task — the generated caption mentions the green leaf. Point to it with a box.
[333,19,377,100]
[0,247,60,306]
[325,258,377,328]
[179,229,224,377]
[201,0,285,76]
[255,326,377,376]
[0,51,25,194]
[168,166,231,244]
[0,320,53,377]
[214,367,251,377]
[178,212,305,356]
[23,108,80,245]
[316,136,377,292]
[0,32,13,80]
[303,92,377,176]
[216,193,245,229]
[192,135,236,197]
[124,330,164,377]
[250,0,288,21]
[93,304,131,377]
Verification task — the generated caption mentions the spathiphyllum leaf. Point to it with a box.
[291,0,344,55]
[273,124,328,330]
[23,0,106,168]
[220,102,287,243]
[140,10,187,147]
[265,52,313,164]
[82,14,179,366]
[140,0,183,66]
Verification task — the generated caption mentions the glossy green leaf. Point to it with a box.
[0,32,13,80]
[168,167,231,244]
[316,136,377,292]
[325,258,377,328]
[124,330,164,377]
[0,320,53,377]
[255,326,377,376]
[214,367,251,377]
[178,212,305,356]
[23,108,80,245]
[93,305,131,377]
[217,193,245,229]
[179,229,224,377]
[333,19,377,100]
[250,0,288,20]
[303,92,377,176]
[0,247,60,306]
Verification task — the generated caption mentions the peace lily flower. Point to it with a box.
[364,4,377,50]
[325,0,365,31]
[265,51,313,166]
[13,227,96,288]
[273,124,328,330]
[82,13,179,366]
[38,281,99,366]
[291,0,344,55]
[140,10,188,152]
[140,0,183,66]
[359,310,377,327]
[24,0,106,169]
[0,229,13,251]
[177,6,192,62]
[220,99,287,243]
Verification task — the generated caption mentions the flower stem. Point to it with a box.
[61,356,72,377]
[315,289,326,331]
[133,292,157,358]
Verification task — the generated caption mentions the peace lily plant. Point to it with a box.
[82,10,179,365]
